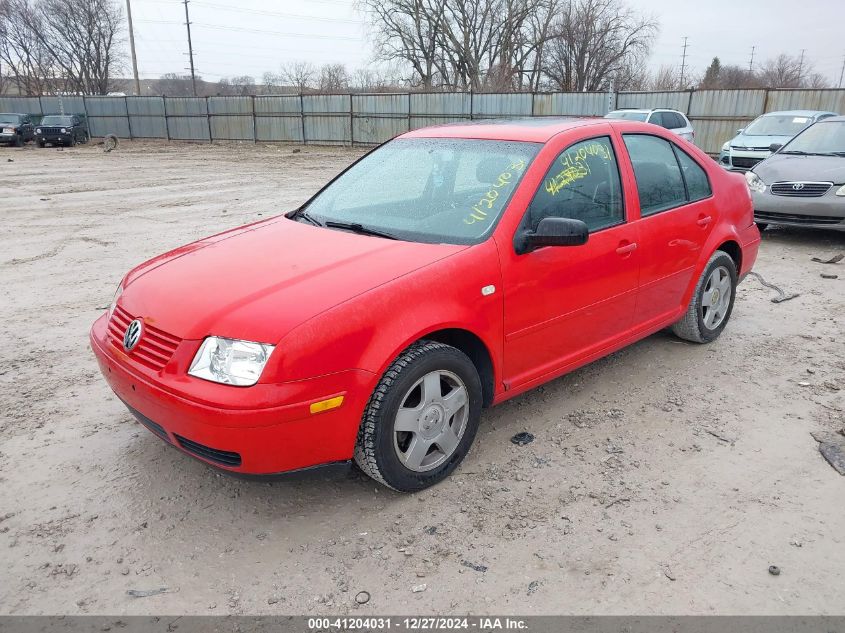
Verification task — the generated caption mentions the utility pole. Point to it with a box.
[183,0,197,96]
[748,46,756,72]
[797,48,806,85]
[125,0,141,95]
[838,53,844,88]
[680,37,689,88]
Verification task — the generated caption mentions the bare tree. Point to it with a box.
[543,0,657,92]
[649,64,683,91]
[758,54,802,88]
[318,63,349,92]
[280,60,316,93]
[154,73,195,96]
[0,0,55,95]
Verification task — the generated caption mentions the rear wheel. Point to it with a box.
[354,340,482,492]
[13,134,23,147]
[756,222,768,231]
[672,250,737,344]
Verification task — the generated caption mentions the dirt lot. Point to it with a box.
[0,140,843,616]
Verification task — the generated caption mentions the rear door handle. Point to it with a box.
[616,242,638,256]
[697,215,712,227]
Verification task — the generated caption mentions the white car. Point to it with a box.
[605,108,695,143]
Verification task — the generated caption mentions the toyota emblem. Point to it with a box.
[123,319,143,351]
[792,183,804,191]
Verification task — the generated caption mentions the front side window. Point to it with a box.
[302,138,540,245]
[623,134,687,216]
[524,136,624,233]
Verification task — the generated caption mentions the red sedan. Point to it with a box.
[90,118,761,492]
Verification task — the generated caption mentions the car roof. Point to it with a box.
[400,117,606,142]
[759,109,837,118]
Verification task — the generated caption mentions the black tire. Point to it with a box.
[69,135,77,147]
[354,340,483,492]
[37,140,45,148]
[756,222,768,232]
[672,250,738,344]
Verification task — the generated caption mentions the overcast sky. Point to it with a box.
[127,0,845,87]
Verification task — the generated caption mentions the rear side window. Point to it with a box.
[669,112,686,129]
[525,136,624,233]
[648,112,665,127]
[675,148,711,201]
[624,134,711,215]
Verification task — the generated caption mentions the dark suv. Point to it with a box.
[36,114,90,147]
[0,113,36,146]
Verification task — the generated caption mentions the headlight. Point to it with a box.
[188,336,275,387]
[721,142,730,152]
[36,128,41,134]
[745,171,767,194]
[61,128,67,133]
[836,184,845,197]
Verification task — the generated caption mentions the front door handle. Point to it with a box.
[697,215,712,227]
[616,242,638,256]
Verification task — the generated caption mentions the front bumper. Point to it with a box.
[752,188,845,231]
[37,134,72,144]
[720,149,769,172]
[0,132,19,143]
[90,313,376,474]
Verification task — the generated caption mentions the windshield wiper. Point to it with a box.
[290,208,322,226]
[779,150,811,155]
[324,221,398,240]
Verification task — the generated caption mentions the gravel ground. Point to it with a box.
[0,140,843,615]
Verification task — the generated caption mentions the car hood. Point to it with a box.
[119,217,466,342]
[754,154,845,185]
[730,134,792,150]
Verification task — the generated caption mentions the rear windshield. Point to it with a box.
[744,114,813,137]
[605,111,648,122]
[0,114,23,124]
[40,116,74,125]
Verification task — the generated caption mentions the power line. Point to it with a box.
[191,1,362,24]
[680,37,689,88]
[135,18,363,41]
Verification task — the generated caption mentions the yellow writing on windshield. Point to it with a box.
[544,141,612,196]
[464,158,528,225]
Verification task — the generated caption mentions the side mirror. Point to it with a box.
[736,128,744,134]
[517,217,589,254]
[769,143,783,153]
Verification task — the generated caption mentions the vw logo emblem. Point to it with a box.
[792,183,804,191]
[123,319,143,351]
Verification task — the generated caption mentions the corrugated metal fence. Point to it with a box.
[2,88,843,155]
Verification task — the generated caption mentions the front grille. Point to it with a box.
[756,211,843,225]
[770,182,832,197]
[175,435,242,467]
[40,126,64,134]
[731,156,763,169]
[107,305,181,371]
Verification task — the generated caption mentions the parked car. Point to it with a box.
[90,118,760,491]
[35,114,89,147]
[0,113,35,146]
[605,108,695,143]
[746,115,845,231]
[719,110,837,171]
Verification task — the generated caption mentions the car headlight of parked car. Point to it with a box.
[36,128,41,134]
[61,128,67,133]
[836,184,845,197]
[721,142,730,152]
[745,171,767,193]
[188,336,275,386]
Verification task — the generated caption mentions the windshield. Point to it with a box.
[0,114,22,124]
[781,120,845,155]
[40,116,73,125]
[605,111,648,122]
[744,114,813,137]
[301,137,541,244]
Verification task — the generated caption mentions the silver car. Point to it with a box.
[746,115,845,231]
[719,110,837,172]
[605,108,695,143]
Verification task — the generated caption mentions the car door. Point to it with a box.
[498,131,641,390]
[620,133,715,327]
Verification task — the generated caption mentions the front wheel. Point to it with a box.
[672,250,738,344]
[354,340,482,492]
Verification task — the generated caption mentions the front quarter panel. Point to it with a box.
[273,240,504,388]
